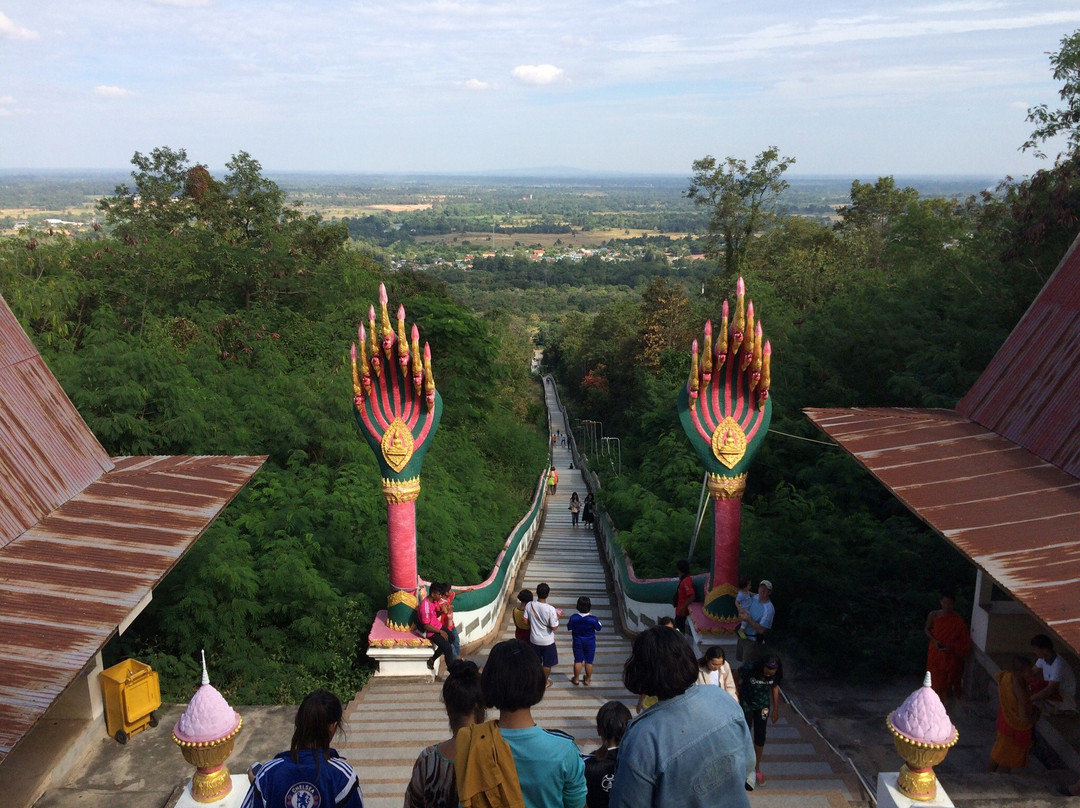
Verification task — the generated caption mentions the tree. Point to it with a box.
[834,177,921,269]
[686,147,795,276]
[1022,29,1080,160]
[636,276,694,373]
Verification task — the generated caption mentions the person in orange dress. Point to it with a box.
[924,591,970,700]
[989,655,1038,772]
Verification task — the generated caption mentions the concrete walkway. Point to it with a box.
[338,383,870,808]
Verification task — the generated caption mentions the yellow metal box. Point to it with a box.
[99,658,162,743]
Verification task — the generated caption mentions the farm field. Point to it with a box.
[413,227,693,250]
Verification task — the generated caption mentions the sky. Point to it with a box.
[1,1,1078,178]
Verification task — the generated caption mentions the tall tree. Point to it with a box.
[1022,29,1080,160]
[686,147,795,277]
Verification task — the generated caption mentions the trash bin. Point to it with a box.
[99,658,162,744]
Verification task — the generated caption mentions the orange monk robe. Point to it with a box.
[926,610,970,699]
[991,671,1036,769]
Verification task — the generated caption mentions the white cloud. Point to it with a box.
[462,78,492,90]
[153,0,210,6]
[95,85,135,98]
[512,64,566,86]
[0,95,14,105]
[0,11,38,40]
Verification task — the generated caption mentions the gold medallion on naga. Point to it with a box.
[711,417,747,469]
[381,418,415,473]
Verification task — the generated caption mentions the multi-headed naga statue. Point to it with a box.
[350,284,443,631]
[677,276,772,629]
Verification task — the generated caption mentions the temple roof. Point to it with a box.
[804,407,1080,653]
[805,230,1080,657]
[957,231,1080,478]
[0,295,265,764]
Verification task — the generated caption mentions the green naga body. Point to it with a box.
[351,283,443,630]
[677,276,772,627]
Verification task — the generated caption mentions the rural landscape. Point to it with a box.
[2,107,1073,702]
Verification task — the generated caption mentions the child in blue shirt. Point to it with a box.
[567,596,603,686]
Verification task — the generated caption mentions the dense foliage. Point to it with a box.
[543,73,1080,676]
[1,148,547,703]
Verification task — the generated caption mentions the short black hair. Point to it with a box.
[622,626,698,700]
[577,596,591,613]
[536,582,551,599]
[1032,633,1054,652]
[482,640,547,711]
[517,589,533,604]
[676,559,690,575]
[595,701,631,747]
[658,616,675,628]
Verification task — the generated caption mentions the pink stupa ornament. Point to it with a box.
[172,651,243,803]
[886,672,958,801]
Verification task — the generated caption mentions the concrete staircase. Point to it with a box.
[339,389,870,807]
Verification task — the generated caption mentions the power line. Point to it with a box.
[767,428,839,448]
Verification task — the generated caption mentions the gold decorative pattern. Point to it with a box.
[381,418,415,472]
[370,636,431,647]
[383,476,422,503]
[711,417,747,468]
[387,589,418,609]
[385,617,418,632]
[703,583,738,603]
[706,472,747,500]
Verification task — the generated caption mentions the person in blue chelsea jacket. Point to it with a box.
[242,689,364,808]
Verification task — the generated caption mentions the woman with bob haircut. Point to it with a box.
[242,689,363,808]
[610,627,755,808]
[472,640,586,808]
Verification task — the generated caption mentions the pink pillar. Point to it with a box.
[387,500,417,592]
[711,495,743,590]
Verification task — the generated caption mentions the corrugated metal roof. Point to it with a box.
[0,293,266,764]
[958,231,1080,478]
[0,295,113,549]
[805,407,1080,655]
[0,453,266,763]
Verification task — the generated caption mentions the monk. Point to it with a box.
[924,591,970,700]
[989,655,1038,772]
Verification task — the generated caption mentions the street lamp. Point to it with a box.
[601,436,621,476]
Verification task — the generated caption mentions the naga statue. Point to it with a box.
[350,283,442,631]
[677,276,772,629]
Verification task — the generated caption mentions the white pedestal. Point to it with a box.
[173,774,249,808]
[367,644,437,678]
[877,771,954,808]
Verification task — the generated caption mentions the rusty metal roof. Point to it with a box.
[0,454,265,762]
[0,296,114,549]
[957,231,1080,478]
[0,294,265,764]
[805,407,1080,656]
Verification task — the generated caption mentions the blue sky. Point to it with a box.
[1,1,1078,177]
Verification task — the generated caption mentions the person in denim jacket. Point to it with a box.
[610,627,755,808]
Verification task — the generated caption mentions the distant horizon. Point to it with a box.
[0,165,1010,182]
[2,3,1078,178]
